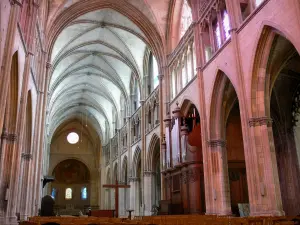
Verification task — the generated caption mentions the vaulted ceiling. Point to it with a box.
[46,0,174,144]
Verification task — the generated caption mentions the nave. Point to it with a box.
[0,0,300,225]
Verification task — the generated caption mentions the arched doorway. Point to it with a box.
[210,72,249,216]
[51,159,90,215]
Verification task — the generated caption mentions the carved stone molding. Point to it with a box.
[207,139,226,148]
[46,62,52,69]
[1,130,8,140]
[144,171,156,177]
[10,0,22,6]
[8,133,18,142]
[21,153,33,160]
[128,177,140,182]
[187,168,199,183]
[181,170,188,184]
[158,74,164,81]
[249,117,273,127]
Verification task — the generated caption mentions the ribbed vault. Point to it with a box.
[47,8,156,143]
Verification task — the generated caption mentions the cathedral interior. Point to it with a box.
[0,0,300,224]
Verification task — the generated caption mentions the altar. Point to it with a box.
[55,204,84,216]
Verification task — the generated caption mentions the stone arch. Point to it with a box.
[179,98,199,117]
[132,146,141,178]
[250,24,300,215]
[121,156,128,183]
[7,51,19,134]
[209,70,238,139]
[113,162,118,182]
[50,157,93,177]
[146,134,160,172]
[209,70,249,215]
[251,24,300,118]
[167,0,192,51]
[106,168,111,184]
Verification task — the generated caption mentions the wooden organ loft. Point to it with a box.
[162,103,205,214]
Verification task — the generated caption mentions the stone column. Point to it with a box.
[6,46,35,224]
[248,118,284,216]
[193,17,214,214]
[143,171,153,216]
[129,177,138,215]
[0,126,10,223]
[140,100,145,216]
[207,140,231,215]
[31,61,51,215]
[0,1,21,145]
[224,0,284,216]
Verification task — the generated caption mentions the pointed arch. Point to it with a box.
[132,146,141,177]
[146,134,160,171]
[209,70,238,139]
[106,168,111,184]
[121,156,128,183]
[7,52,19,133]
[113,162,118,182]
[251,24,300,118]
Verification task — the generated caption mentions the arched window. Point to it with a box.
[134,80,140,111]
[187,48,192,81]
[152,56,159,89]
[214,20,221,49]
[65,188,72,200]
[149,53,159,92]
[180,0,193,38]
[172,70,176,98]
[51,188,57,199]
[81,187,88,200]
[222,10,231,40]
[255,0,264,7]
[181,56,187,87]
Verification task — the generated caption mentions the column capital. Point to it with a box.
[8,133,18,142]
[158,74,164,81]
[21,153,33,160]
[46,62,52,69]
[1,130,8,140]
[249,117,273,127]
[143,171,156,177]
[128,177,140,182]
[207,139,226,147]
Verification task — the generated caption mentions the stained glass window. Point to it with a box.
[81,187,87,200]
[223,11,231,40]
[67,132,79,144]
[152,55,159,88]
[65,188,72,200]
[180,0,193,38]
[255,0,264,7]
[51,188,56,199]
[214,23,221,49]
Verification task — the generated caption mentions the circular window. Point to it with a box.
[67,132,79,144]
